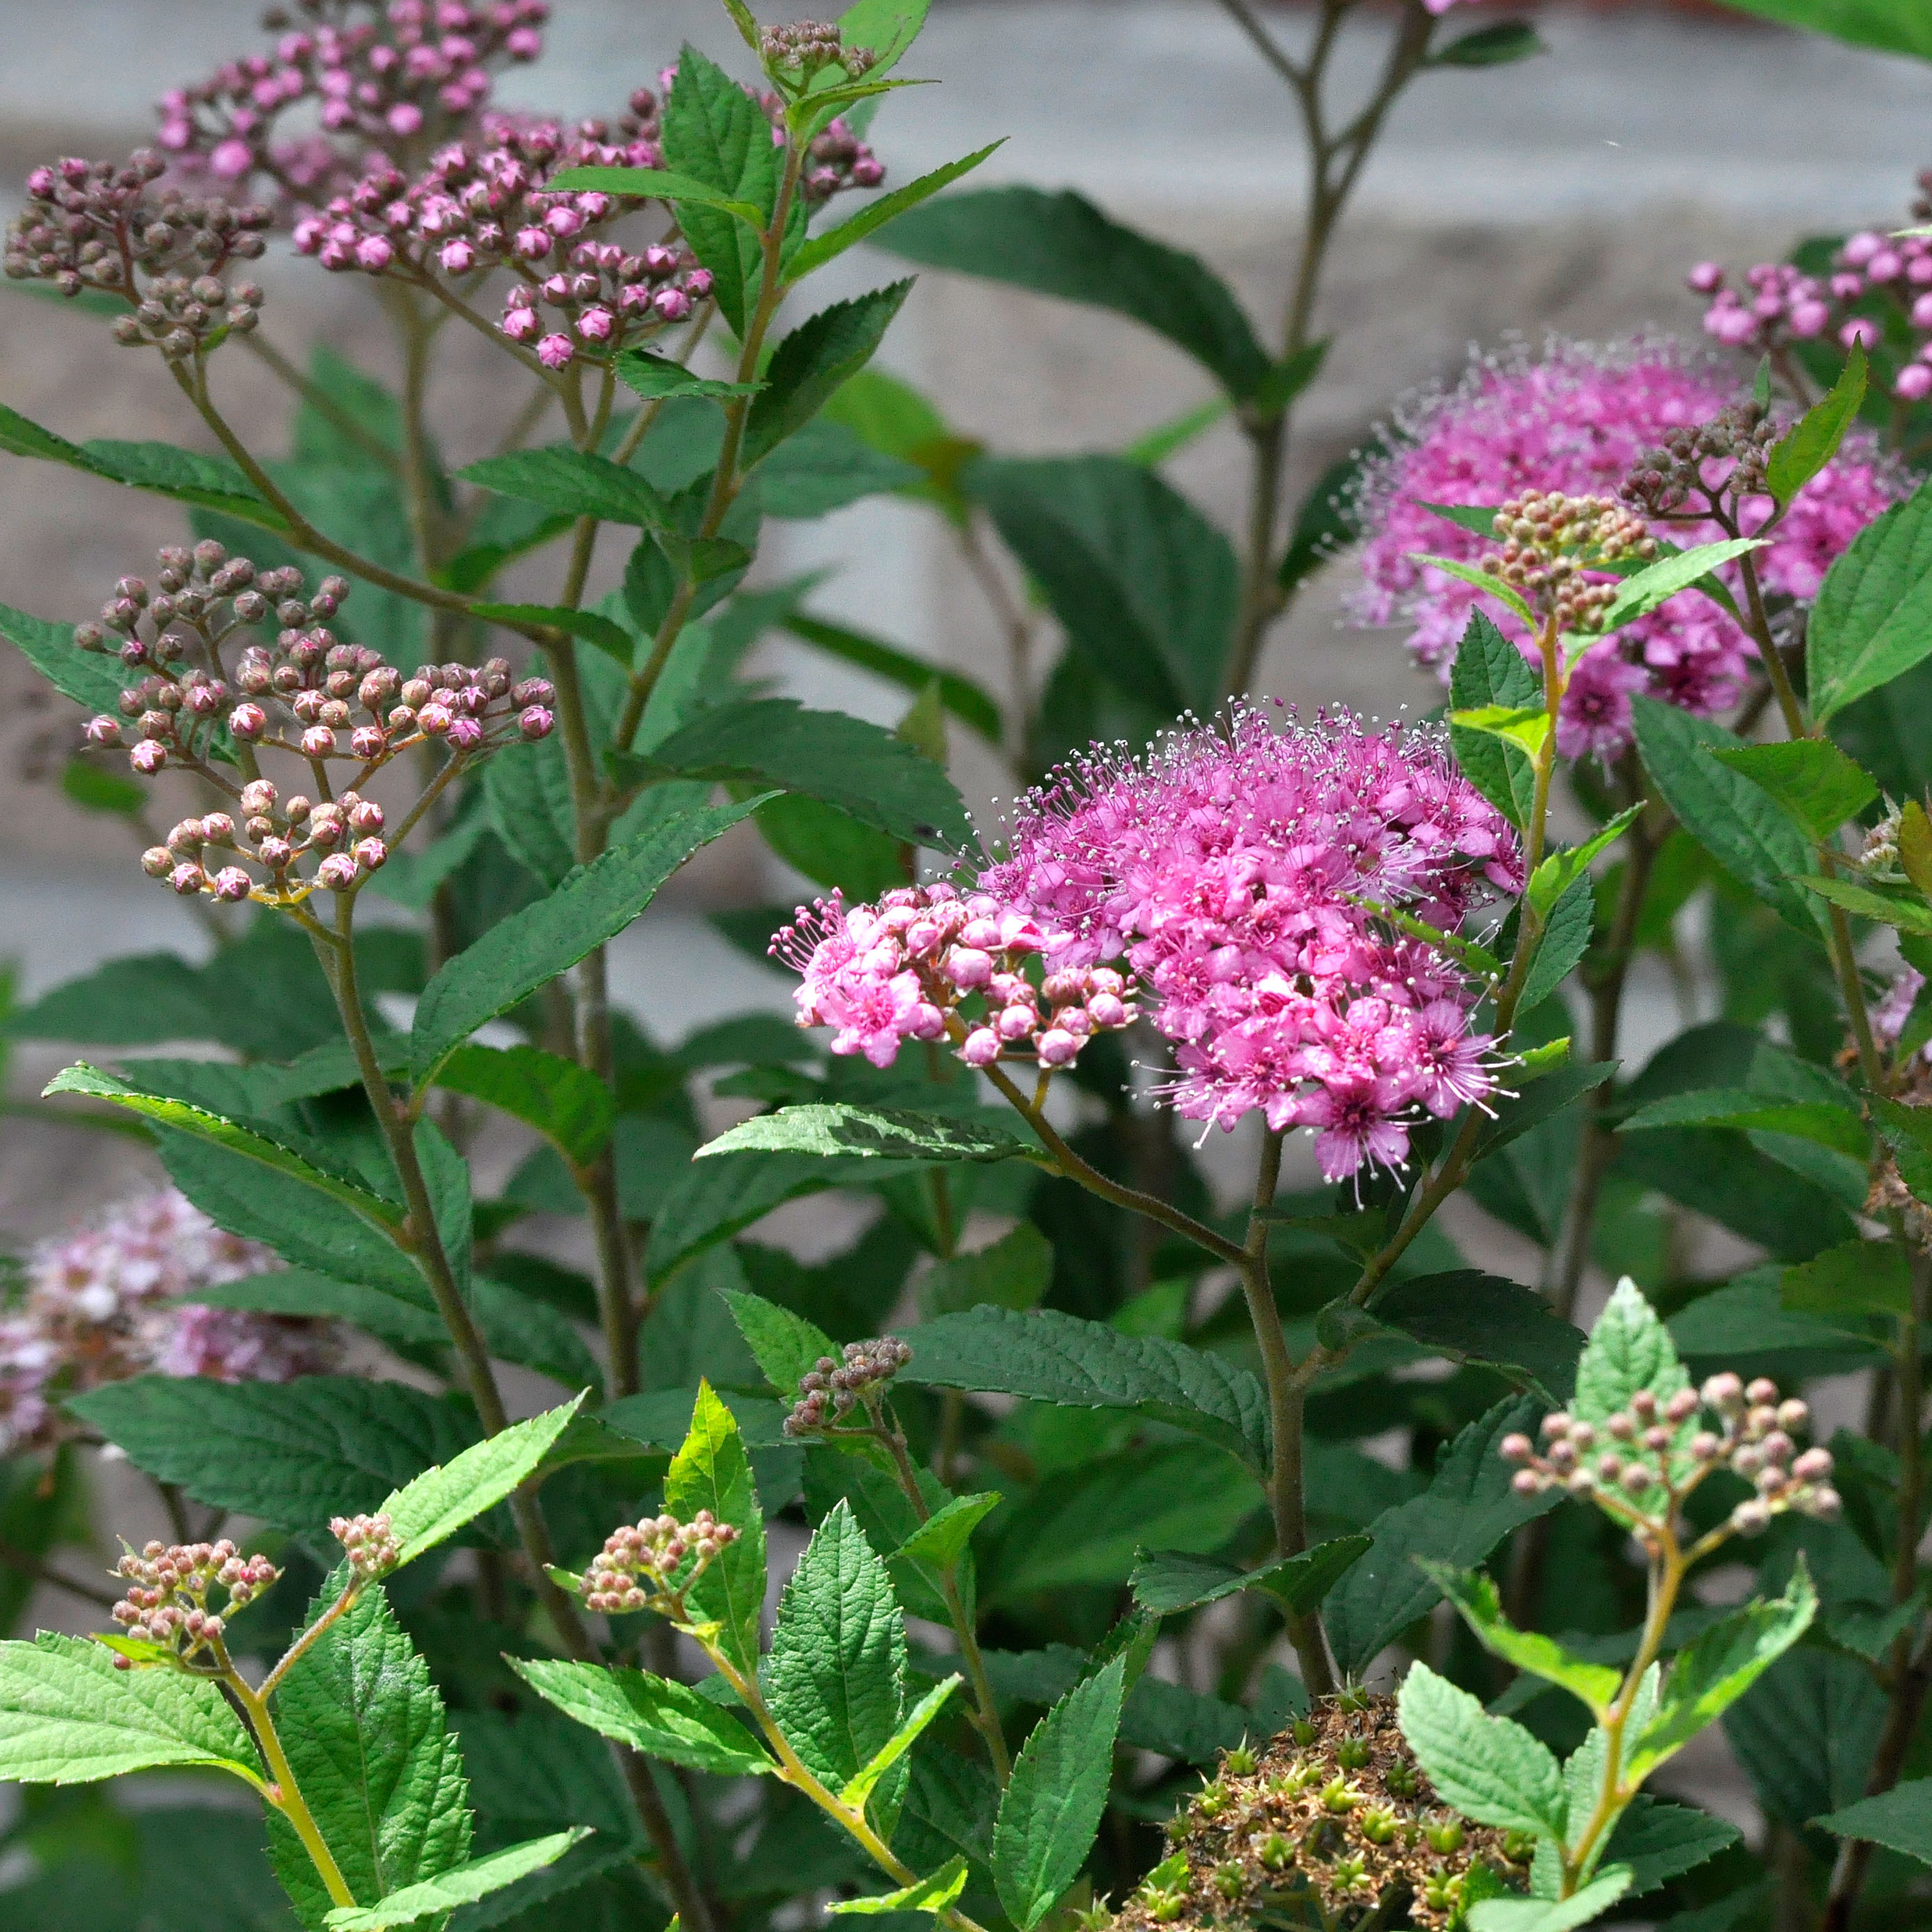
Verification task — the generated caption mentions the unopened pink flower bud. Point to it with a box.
[353,836,387,870]
[317,852,358,891]
[1037,1028,1080,1065]
[130,740,167,774]
[1087,992,1128,1028]
[536,332,573,368]
[258,836,292,869]
[502,305,540,342]
[84,714,122,747]
[351,725,386,758]
[141,845,172,877]
[1792,1446,1833,1482]
[447,715,484,751]
[168,862,204,894]
[944,947,992,989]
[211,867,252,901]
[1897,365,1932,402]
[1686,261,1723,293]
[1512,1469,1543,1498]
[230,703,267,740]
[301,724,337,756]
[418,702,452,735]
[1499,1433,1532,1463]
[960,1028,1000,1067]
[518,704,554,740]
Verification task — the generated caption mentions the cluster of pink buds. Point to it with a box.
[109,1537,280,1663]
[292,102,721,371]
[330,1510,402,1579]
[1691,190,1932,400]
[756,97,884,205]
[582,1509,739,1615]
[157,0,551,208]
[772,881,1138,1073]
[784,1337,914,1437]
[1501,1373,1839,1539]
[1479,489,1656,633]
[3,152,269,358]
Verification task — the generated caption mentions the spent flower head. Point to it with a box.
[1103,1695,1520,1932]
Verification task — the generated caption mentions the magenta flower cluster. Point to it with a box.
[157,0,550,207]
[294,100,717,370]
[773,883,1139,1072]
[0,1190,336,1456]
[777,709,1519,1183]
[1350,340,1901,760]
[1690,190,1932,399]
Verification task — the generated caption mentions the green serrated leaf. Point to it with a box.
[0,1631,259,1787]
[1415,554,1536,632]
[1326,1398,1556,1678]
[767,1500,907,1810]
[434,1044,614,1167]
[1626,1562,1819,1782]
[842,1675,960,1811]
[894,1493,1003,1572]
[1631,696,1825,936]
[1368,1271,1587,1400]
[614,349,763,401]
[829,1855,968,1916]
[1794,872,1932,935]
[698,1103,1035,1167]
[0,601,125,712]
[1396,1660,1567,1839]
[1809,478,1932,721]
[1449,609,1540,827]
[267,1583,470,1930]
[619,696,973,848]
[1528,804,1643,918]
[1128,1536,1368,1618]
[1468,1867,1631,1932]
[722,1288,838,1401]
[873,187,1270,398]
[41,1062,405,1227]
[897,1304,1272,1474]
[1596,538,1764,632]
[1769,342,1867,504]
[1620,1086,1869,1158]
[665,1382,767,1678]
[324,1831,586,1929]
[788,143,1005,280]
[67,1376,478,1538]
[411,797,765,1079]
[509,1658,774,1775]
[1518,874,1596,1014]
[744,283,914,465]
[1428,1565,1622,1714]
[381,1395,584,1566]
[992,1655,1125,1930]
[1815,1776,1932,1865]
[1709,739,1878,841]
[458,447,669,527]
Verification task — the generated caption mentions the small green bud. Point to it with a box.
[1291,1718,1318,1747]
[1336,1736,1371,1771]
[1331,1855,1373,1894]
[1211,1863,1245,1901]
[1336,1684,1372,1714]
[1256,1833,1293,1873]
[1383,1759,1419,1798]
[1503,1829,1537,1865]
[1195,1780,1231,1820]
[1320,1778,1360,1815]
[1423,1871,1464,1912]
[1359,1807,1398,1846]
[1426,1819,1465,1855]
[1222,1740,1257,1777]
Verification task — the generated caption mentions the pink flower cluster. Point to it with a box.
[776,709,1520,1183]
[1351,338,1901,760]
[0,1190,336,1455]
[1691,195,1932,399]
[772,884,1138,1072]
[157,0,550,208]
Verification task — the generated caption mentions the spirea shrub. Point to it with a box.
[1,4,1931,1932]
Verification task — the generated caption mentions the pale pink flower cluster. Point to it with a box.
[1691,199,1932,400]
[0,1190,335,1454]
[776,709,1520,1183]
[772,883,1137,1073]
[157,0,550,209]
[1351,339,1902,759]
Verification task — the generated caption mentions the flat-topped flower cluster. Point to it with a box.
[777,708,1520,1183]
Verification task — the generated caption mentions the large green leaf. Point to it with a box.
[1767,343,1868,504]
[42,1062,405,1227]
[1630,696,1823,935]
[1620,1086,1870,1158]
[509,1659,774,1776]
[1427,1565,1623,1714]
[744,284,915,465]
[1396,1661,1567,1839]
[1808,479,1932,720]
[1815,1778,1932,1865]
[1368,1270,1586,1400]
[1627,1564,1819,1782]
[411,797,764,1078]
[767,1501,908,1804]
[183,1270,449,1351]
[875,187,1269,397]
[0,1631,257,1786]
[267,1583,471,1929]
[0,600,125,712]
[456,447,666,527]
[991,1655,1126,1931]
[622,698,974,848]
[698,1102,1034,1165]
[1709,739,1878,840]
[1723,1643,1886,1832]
[896,1304,1272,1472]
[663,1382,767,1679]
[1709,0,1932,58]
[722,1288,839,1400]
[435,1044,614,1167]
[67,1376,479,1538]
[972,454,1238,714]
[1325,1397,1556,1678]
[1448,612,1539,827]
[1128,1536,1369,1618]
[381,1396,584,1565]
[1467,1868,1631,1932]
[324,1833,584,1929]
[661,45,781,335]
[788,144,1005,280]
[1602,1796,1740,1898]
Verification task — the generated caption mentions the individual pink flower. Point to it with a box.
[1556,649,1647,764]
